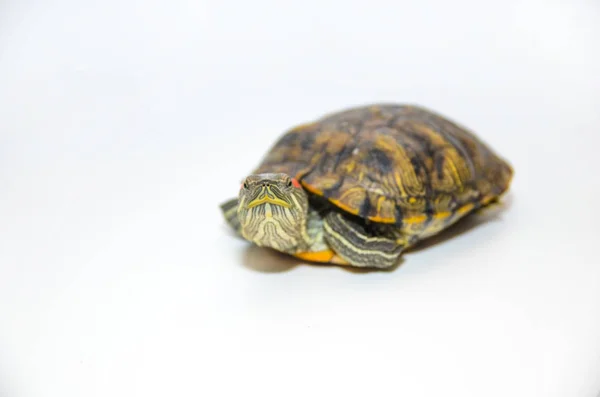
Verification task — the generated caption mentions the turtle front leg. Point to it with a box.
[323,212,405,268]
[219,198,241,235]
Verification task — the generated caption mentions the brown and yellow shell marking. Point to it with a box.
[252,104,513,242]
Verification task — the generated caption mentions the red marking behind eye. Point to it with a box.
[291,178,301,188]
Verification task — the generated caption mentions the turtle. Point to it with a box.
[220,104,513,269]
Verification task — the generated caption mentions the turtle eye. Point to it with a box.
[242,181,249,189]
[287,179,293,188]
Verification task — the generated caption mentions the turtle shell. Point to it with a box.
[252,104,513,226]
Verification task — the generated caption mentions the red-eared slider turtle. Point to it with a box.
[220,104,513,268]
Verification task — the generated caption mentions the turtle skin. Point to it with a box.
[252,104,513,243]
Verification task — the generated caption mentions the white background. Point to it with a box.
[1,1,599,396]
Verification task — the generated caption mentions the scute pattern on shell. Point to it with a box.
[252,104,513,227]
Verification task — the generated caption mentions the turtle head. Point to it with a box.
[237,173,310,253]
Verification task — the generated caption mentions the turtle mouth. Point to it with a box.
[246,195,292,209]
